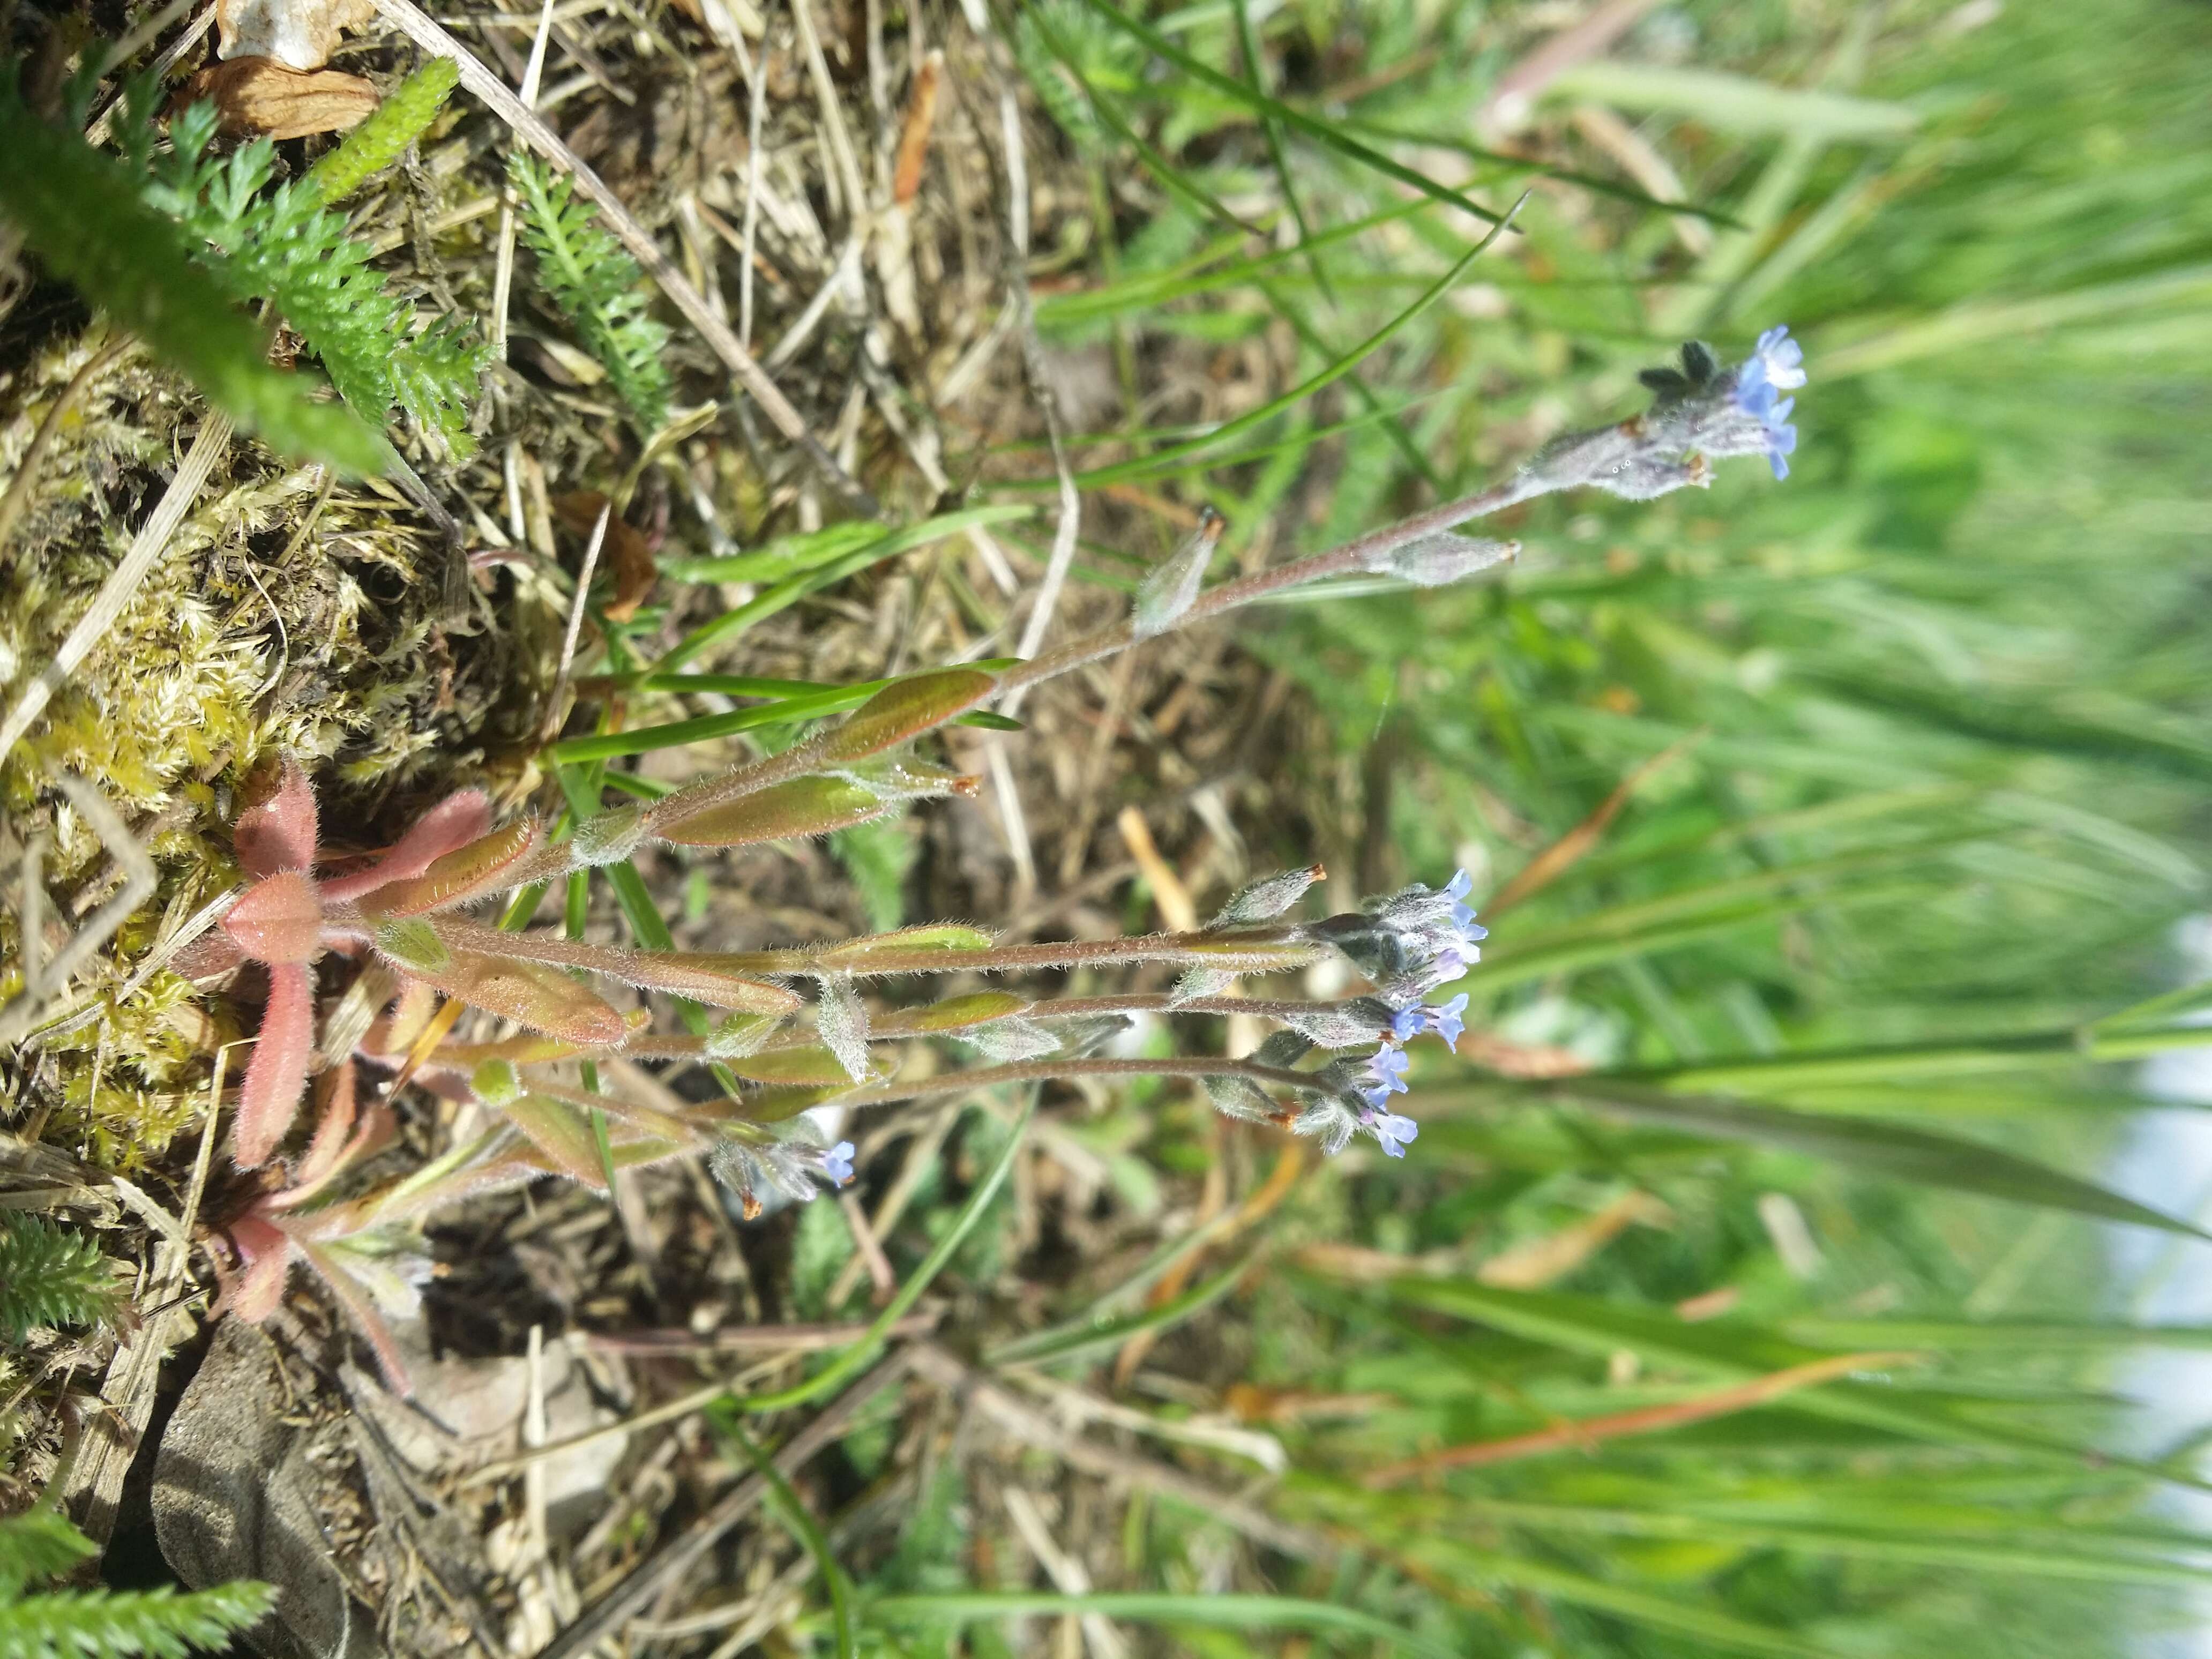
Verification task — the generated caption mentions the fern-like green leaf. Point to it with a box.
[0,1214,120,1343]
[390,315,491,460]
[509,153,671,436]
[0,1584,275,1659]
[302,57,459,205]
[0,1516,96,1602]
[146,103,489,459]
[0,83,384,472]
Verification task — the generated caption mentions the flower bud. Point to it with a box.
[1208,864,1322,928]
[1361,532,1516,589]
[1132,506,1225,639]
[571,803,647,868]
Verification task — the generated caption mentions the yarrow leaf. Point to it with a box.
[146,100,489,457]
[0,78,383,471]
[509,152,671,436]
[302,58,459,204]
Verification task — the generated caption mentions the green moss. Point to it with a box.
[0,334,517,1168]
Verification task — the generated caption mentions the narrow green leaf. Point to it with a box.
[864,1592,1462,1659]
[1367,1278,2196,1483]
[1546,1082,2211,1239]
[1067,202,1522,490]
[734,1092,1036,1414]
[1543,62,1920,140]
[659,505,1033,671]
[817,669,999,761]
[1075,0,1508,227]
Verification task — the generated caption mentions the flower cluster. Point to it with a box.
[1521,324,1810,500]
[1300,871,1488,1160]
[709,1124,860,1220]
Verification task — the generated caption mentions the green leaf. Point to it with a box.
[658,505,1034,672]
[1074,0,1509,228]
[1065,200,1523,490]
[816,669,999,762]
[0,1582,276,1659]
[148,100,485,455]
[1363,1277,2194,1484]
[1542,62,1920,140]
[0,1514,98,1599]
[0,1214,118,1341]
[0,87,382,472]
[1546,1081,2212,1238]
[865,1592,1463,1659]
[657,776,888,847]
[733,1092,1037,1414]
[509,151,670,436]
[301,57,459,204]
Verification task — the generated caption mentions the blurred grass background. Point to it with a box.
[845,1,2212,1655]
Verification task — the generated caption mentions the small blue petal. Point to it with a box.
[1363,1044,1411,1097]
[1388,1005,1425,1042]
[1445,869,1474,901]
[821,1140,857,1184]
[1367,1110,1419,1158]
[1769,452,1790,481]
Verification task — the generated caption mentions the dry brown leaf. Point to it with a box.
[216,0,375,72]
[178,57,379,139]
[892,50,944,207]
[552,492,659,622]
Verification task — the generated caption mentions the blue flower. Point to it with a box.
[1441,869,1478,931]
[820,1140,856,1185]
[1358,1043,1411,1105]
[1734,326,1805,481]
[1387,1004,1425,1042]
[1363,1109,1419,1159]
[1427,993,1468,1048]
[1756,325,1807,390]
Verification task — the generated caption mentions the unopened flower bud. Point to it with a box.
[1361,532,1516,589]
[1132,506,1224,639]
[571,803,647,868]
[1208,864,1323,928]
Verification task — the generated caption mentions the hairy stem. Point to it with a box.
[827,1054,1316,1110]
[995,475,1537,700]
[612,991,1379,1061]
[689,928,1319,978]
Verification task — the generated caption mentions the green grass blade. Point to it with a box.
[1536,1082,2210,1238]
[724,1421,856,1659]
[985,1244,1259,1366]
[1365,1278,2199,1484]
[864,1591,1463,1659]
[657,505,1032,672]
[1064,202,1521,490]
[1782,1317,2212,1352]
[1077,0,1510,226]
[735,1092,1036,1414]
[1542,62,1920,140]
